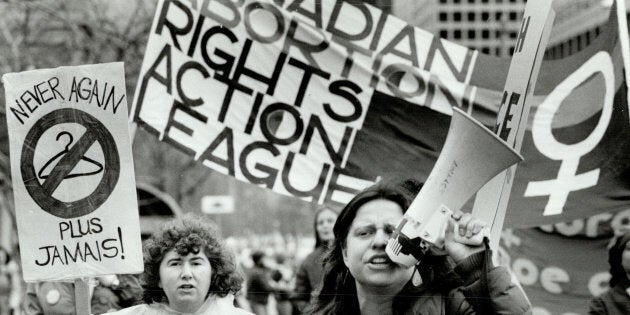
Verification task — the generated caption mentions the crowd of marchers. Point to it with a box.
[1,178,629,314]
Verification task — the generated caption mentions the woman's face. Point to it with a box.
[342,199,414,290]
[316,209,338,242]
[159,249,212,313]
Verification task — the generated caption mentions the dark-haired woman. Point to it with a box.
[589,227,630,314]
[291,207,338,313]
[309,179,531,315]
[111,214,251,315]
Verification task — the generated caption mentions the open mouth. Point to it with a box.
[178,284,195,290]
[367,254,394,266]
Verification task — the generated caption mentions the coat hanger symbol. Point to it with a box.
[37,131,104,180]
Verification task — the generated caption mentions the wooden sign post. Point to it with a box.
[74,278,91,315]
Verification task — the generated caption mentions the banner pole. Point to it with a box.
[74,278,91,315]
[0,192,12,250]
[471,0,555,251]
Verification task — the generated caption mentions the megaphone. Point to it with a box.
[386,107,523,267]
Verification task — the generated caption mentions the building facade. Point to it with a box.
[391,0,628,58]
[394,0,528,57]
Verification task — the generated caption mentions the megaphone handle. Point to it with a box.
[453,223,487,246]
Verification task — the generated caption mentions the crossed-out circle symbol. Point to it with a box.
[20,108,120,219]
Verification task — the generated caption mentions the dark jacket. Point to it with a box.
[588,231,630,315]
[292,247,326,301]
[588,281,630,315]
[397,250,531,314]
[291,246,327,313]
[246,265,274,305]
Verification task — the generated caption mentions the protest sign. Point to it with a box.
[132,0,630,229]
[2,62,143,282]
[132,0,477,208]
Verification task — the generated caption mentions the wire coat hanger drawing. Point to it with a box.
[37,131,104,180]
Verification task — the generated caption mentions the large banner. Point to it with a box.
[499,209,630,315]
[2,63,143,281]
[132,0,630,229]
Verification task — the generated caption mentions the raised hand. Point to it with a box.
[444,210,487,263]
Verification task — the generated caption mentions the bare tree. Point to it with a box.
[0,0,318,240]
[0,0,159,240]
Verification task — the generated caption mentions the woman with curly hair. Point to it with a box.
[112,214,251,314]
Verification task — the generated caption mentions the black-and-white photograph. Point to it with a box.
[0,0,629,314]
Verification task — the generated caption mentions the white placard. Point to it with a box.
[2,62,143,281]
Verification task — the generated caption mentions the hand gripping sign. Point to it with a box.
[386,107,523,267]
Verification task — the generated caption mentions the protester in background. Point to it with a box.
[588,226,630,314]
[270,253,293,315]
[308,178,531,315]
[24,274,142,315]
[290,206,338,314]
[0,247,20,315]
[111,214,250,314]
[246,250,274,315]
[233,256,253,312]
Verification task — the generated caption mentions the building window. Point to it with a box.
[510,31,518,39]
[454,12,462,21]
[454,30,462,39]
[482,47,490,54]
[439,12,448,21]
[468,30,476,39]
[440,30,448,38]
[509,11,518,21]
[481,11,489,21]
[468,12,475,21]
[482,29,490,39]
